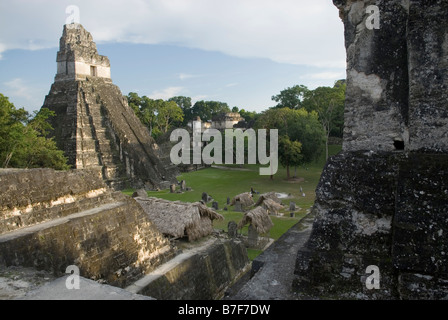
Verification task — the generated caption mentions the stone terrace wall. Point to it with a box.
[137,240,249,300]
[0,168,106,233]
[0,168,174,288]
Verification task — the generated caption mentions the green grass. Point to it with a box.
[124,144,342,259]
[247,249,263,260]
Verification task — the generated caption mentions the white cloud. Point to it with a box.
[225,83,238,88]
[0,0,345,68]
[148,86,185,100]
[3,78,34,101]
[177,73,203,81]
[1,78,45,112]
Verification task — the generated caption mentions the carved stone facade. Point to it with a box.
[55,23,111,82]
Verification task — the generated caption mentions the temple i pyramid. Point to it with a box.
[41,23,178,189]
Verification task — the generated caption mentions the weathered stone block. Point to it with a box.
[137,240,249,300]
[0,168,175,289]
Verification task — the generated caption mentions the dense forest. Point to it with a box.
[0,80,345,171]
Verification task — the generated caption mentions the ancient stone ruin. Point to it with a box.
[41,23,178,189]
[0,168,249,299]
[0,168,175,288]
[293,0,448,299]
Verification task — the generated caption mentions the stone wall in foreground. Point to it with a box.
[293,0,448,299]
[0,168,174,288]
[338,0,448,153]
[137,240,250,300]
[294,152,448,299]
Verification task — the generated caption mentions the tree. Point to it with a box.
[302,82,346,160]
[239,109,259,128]
[191,100,231,121]
[127,93,185,138]
[28,108,56,137]
[156,100,184,134]
[169,96,192,125]
[127,92,142,114]
[286,108,325,166]
[139,96,159,137]
[255,107,325,177]
[271,85,309,109]
[278,135,303,179]
[0,93,69,170]
[255,107,291,133]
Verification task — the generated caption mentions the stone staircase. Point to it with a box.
[77,84,125,187]
[0,168,174,288]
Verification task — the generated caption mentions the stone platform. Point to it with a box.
[0,168,174,289]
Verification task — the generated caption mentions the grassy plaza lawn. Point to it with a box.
[123,145,342,259]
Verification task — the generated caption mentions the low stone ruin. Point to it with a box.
[0,168,174,288]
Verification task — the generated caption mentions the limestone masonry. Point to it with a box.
[41,23,178,189]
[0,167,250,299]
[0,168,175,288]
[293,0,448,299]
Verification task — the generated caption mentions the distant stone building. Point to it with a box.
[41,23,178,189]
[212,112,245,130]
[187,117,212,131]
[187,113,245,131]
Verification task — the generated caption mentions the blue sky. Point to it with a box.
[0,0,346,114]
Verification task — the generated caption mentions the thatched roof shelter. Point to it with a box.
[254,192,282,206]
[135,197,223,241]
[260,198,284,216]
[237,206,273,235]
[230,192,254,208]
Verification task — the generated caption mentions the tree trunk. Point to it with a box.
[286,164,290,179]
[294,166,297,178]
[3,151,14,168]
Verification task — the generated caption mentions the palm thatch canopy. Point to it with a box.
[254,192,282,206]
[260,198,284,215]
[237,206,273,235]
[135,197,223,241]
[230,192,254,208]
